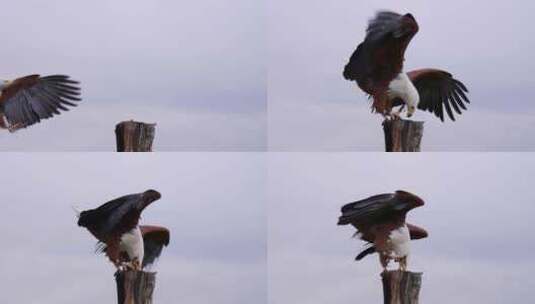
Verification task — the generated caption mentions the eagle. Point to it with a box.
[77,190,169,271]
[0,74,81,132]
[343,11,470,121]
[337,190,427,271]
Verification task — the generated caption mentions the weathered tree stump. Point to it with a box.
[381,271,422,304]
[382,119,423,152]
[115,270,157,304]
[115,120,156,152]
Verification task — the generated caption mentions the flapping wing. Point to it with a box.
[77,190,161,240]
[140,225,170,268]
[343,11,419,93]
[409,69,470,121]
[0,75,81,129]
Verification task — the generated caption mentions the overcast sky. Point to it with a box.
[268,0,535,151]
[268,153,535,303]
[0,153,266,304]
[0,0,265,151]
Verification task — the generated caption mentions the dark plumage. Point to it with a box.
[409,69,470,121]
[338,190,427,270]
[0,74,81,131]
[140,225,170,268]
[77,189,162,270]
[343,11,470,121]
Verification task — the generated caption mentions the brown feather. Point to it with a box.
[0,75,40,105]
[140,225,170,246]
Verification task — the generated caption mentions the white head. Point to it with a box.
[387,73,420,118]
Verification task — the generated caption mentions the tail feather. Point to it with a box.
[355,246,376,261]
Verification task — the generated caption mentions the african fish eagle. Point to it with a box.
[343,11,470,121]
[77,190,168,271]
[0,74,81,132]
[338,190,427,271]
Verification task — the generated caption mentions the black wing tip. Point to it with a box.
[77,211,89,227]
[375,10,401,18]
[143,189,162,202]
[42,74,81,84]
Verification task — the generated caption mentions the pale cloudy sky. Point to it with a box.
[0,153,266,304]
[268,0,535,151]
[0,0,265,151]
[268,153,535,303]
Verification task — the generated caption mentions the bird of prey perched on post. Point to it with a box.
[338,190,427,271]
[343,11,470,121]
[77,190,166,271]
[0,74,81,132]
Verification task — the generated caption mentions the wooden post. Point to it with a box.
[381,271,422,304]
[115,270,157,304]
[115,120,156,152]
[382,119,423,152]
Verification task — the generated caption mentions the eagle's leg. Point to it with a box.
[395,256,408,271]
[382,111,396,121]
[391,104,405,119]
[123,258,142,271]
[114,259,127,272]
[131,258,142,271]
[124,261,135,270]
[379,252,390,272]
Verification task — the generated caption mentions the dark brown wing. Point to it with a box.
[0,74,81,129]
[409,69,470,121]
[140,225,170,268]
[338,190,424,229]
[343,11,419,94]
[77,190,161,242]
[407,223,428,239]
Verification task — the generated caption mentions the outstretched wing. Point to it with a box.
[409,69,470,121]
[343,11,419,94]
[0,75,81,129]
[140,225,170,268]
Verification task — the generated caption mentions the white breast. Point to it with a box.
[387,73,420,108]
[388,224,410,258]
[120,226,144,263]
